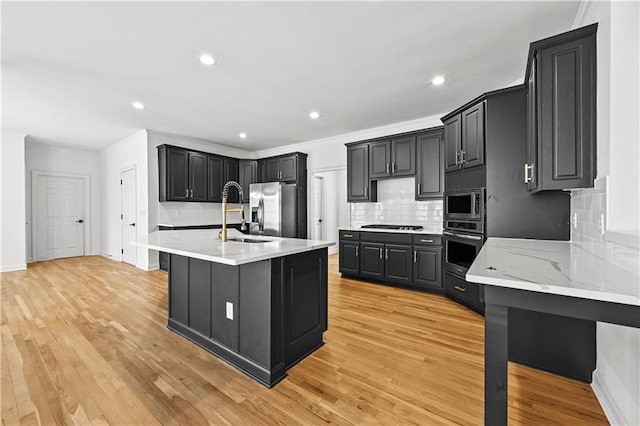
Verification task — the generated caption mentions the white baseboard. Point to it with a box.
[592,369,625,425]
[137,263,159,271]
[328,246,338,255]
[0,264,27,272]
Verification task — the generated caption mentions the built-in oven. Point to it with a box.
[444,188,485,221]
[443,230,484,278]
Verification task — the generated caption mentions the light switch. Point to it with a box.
[225,302,233,320]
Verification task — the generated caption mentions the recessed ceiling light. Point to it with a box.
[309,111,321,120]
[200,54,216,66]
[132,101,145,109]
[432,76,446,86]
[239,132,247,139]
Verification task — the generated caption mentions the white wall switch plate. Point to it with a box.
[226,302,233,320]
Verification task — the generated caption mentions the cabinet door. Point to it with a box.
[224,159,239,203]
[239,160,257,202]
[415,130,444,200]
[444,115,462,172]
[384,244,412,285]
[369,140,391,179]
[339,241,360,275]
[257,160,267,183]
[461,102,485,169]
[207,156,224,202]
[266,158,280,182]
[539,34,595,190]
[167,148,190,201]
[526,55,539,191]
[347,144,371,202]
[413,246,442,290]
[280,155,297,182]
[189,152,208,201]
[391,136,415,176]
[360,243,384,280]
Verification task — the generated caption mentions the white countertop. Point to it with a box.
[340,227,443,235]
[467,237,640,306]
[133,229,334,266]
[157,222,240,228]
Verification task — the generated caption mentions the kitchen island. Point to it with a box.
[467,237,640,425]
[134,229,334,387]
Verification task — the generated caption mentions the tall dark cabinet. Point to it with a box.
[525,23,597,192]
[415,128,444,200]
[347,144,376,202]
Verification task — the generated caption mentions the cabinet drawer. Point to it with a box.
[361,232,412,244]
[444,273,483,311]
[412,235,442,246]
[339,230,360,241]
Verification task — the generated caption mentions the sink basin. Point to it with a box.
[227,237,272,244]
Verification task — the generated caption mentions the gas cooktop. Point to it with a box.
[361,224,424,231]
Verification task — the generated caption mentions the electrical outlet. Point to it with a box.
[225,302,233,320]
[572,212,578,229]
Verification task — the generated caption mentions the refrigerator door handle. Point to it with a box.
[258,196,265,232]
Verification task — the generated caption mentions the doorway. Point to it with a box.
[312,175,325,240]
[310,168,347,252]
[121,167,137,266]
[35,175,85,261]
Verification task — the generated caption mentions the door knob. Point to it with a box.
[129,223,136,227]
[319,219,323,223]
[76,219,83,223]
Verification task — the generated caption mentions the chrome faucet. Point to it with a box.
[219,181,247,242]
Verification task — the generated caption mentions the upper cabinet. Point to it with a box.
[369,136,416,179]
[525,24,597,192]
[258,153,304,184]
[207,156,224,202]
[159,145,208,202]
[239,160,257,203]
[223,159,239,203]
[347,144,376,202]
[443,101,485,173]
[415,128,444,200]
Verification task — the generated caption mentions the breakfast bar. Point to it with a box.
[134,229,334,387]
[467,238,640,425]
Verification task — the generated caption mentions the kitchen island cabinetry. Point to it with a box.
[134,230,332,387]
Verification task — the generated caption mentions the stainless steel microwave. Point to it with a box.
[444,188,485,221]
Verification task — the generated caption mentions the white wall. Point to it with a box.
[25,139,101,261]
[0,131,27,271]
[572,2,640,424]
[99,130,150,268]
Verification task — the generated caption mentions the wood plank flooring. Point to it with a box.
[1,254,607,425]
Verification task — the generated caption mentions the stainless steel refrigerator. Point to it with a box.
[249,182,297,237]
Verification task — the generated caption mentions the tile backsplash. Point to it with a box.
[350,178,443,233]
[158,202,242,227]
[571,176,607,243]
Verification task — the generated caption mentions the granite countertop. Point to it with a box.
[339,227,443,235]
[467,237,640,306]
[133,229,334,266]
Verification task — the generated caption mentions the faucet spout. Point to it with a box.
[219,181,245,242]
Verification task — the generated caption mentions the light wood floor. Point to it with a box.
[1,254,607,425]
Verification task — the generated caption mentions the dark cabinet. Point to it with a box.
[369,137,415,178]
[347,144,376,202]
[239,160,257,202]
[266,158,280,182]
[360,242,385,280]
[384,244,412,285]
[207,156,224,202]
[280,155,297,181]
[339,241,360,275]
[525,24,597,192]
[159,145,209,202]
[223,159,239,203]
[261,155,298,183]
[413,246,442,290]
[443,102,485,172]
[415,129,444,200]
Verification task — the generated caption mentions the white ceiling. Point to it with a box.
[2,1,580,151]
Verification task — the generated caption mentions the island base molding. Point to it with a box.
[167,248,328,388]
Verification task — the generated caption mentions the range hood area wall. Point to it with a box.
[350,177,442,233]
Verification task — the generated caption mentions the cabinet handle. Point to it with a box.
[364,186,368,198]
[190,189,193,198]
[420,239,434,243]
[343,234,353,238]
[460,150,466,164]
[185,189,189,198]
[455,151,460,166]
[417,183,421,194]
[392,163,396,173]
[454,285,466,292]
[524,163,533,183]
[379,248,383,259]
[385,249,389,260]
[355,246,359,256]
[414,250,417,263]
[386,163,390,174]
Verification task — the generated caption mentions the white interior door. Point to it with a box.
[312,175,325,240]
[121,168,137,266]
[36,175,84,261]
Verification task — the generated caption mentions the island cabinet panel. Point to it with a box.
[284,250,328,366]
[211,263,239,352]
[189,258,212,337]
[169,255,189,324]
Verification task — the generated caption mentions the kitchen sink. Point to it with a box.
[227,237,272,244]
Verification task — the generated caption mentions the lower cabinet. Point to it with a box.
[339,231,442,293]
